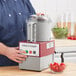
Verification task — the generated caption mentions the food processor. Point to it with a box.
[19,14,55,71]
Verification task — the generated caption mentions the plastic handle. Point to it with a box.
[61,53,64,63]
[30,24,33,42]
[27,22,37,42]
[33,23,37,42]
[27,23,30,41]
[27,22,34,42]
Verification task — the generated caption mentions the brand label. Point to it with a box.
[20,43,39,56]
[47,42,54,49]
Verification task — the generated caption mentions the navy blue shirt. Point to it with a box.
[0,0,35,66]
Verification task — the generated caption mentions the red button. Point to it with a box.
[29,51,32,54]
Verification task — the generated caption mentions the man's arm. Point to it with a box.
[0,42,8,55]
[24,0,36,14]
[0,42,27,63]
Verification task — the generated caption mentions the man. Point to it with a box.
[0,0,35,66]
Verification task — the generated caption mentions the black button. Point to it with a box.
[33,51,36,54]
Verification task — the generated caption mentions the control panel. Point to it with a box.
[19,43,39,56]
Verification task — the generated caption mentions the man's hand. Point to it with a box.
[5,47,27,63]
[0,43,27,63]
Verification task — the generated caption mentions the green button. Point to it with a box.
[26,50,28,53]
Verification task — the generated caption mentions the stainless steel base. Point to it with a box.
[19,54,53,71]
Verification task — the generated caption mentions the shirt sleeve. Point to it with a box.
[0,2,1,41]
[24,0,36,15]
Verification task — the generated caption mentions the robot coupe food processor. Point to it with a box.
[19,14,55,71]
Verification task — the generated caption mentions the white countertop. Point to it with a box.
[54,39,76,52]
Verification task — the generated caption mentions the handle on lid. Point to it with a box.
[27,22,37,42]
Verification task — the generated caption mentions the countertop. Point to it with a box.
[55,39,76,47]
[0,63,76,76]
[1,39,76,76]
[54,39,76,52]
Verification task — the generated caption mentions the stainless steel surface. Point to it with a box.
[27,14,52,42]
[19,54,53,71]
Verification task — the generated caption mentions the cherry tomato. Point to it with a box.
[50,63,53,70]
[50,62,65,72]
[58,65,63,72]
[60,63,65,70]
[52,65,56,71]
[60,63,65,66]
[54,66,59,72]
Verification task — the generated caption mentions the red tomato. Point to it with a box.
[60,63,65,66]
[52,65,56,71]
[60,63,65,69]
[54,66,59,72]
[50,62,65,72]
[50,63,53,70]
[61,65,65,70]
[58,65,64,72]
[52,62,59,72]
[67,37,71,39]
[53,62,59,68]
[53,62,58,65]
[60,63,65,71]
[50,63,52,66]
